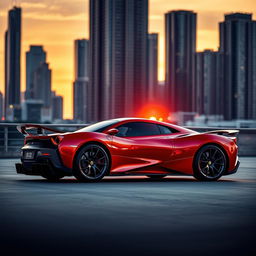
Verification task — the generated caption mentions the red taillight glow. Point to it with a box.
[42,153,50,156]
[231,137,237,144]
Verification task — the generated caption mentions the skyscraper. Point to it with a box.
[147,33,158,102]
[23,45,51,122]
[165,10,196,113]
[4,6,21,121]
[220,13,256,120]
[21,99,43,122]
[89,0,148,121]
[195,50,224,116]
[0,92,3,120]
[52,91,63,121]
[26,46,46,99]
[33,62,52,108]
[73,39,89,122]
[32,62,52,122]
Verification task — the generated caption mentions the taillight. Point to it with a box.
[231,137,237,144]
[51,135,64,145]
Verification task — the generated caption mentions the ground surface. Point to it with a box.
[0,158,255,256]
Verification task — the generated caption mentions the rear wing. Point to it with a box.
[202,129,239,137]
[17,124,64,136]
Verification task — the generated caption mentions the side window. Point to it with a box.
[116,122,161,137]
[158,125,178,134]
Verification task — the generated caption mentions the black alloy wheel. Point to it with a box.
[194,144,227,181]
[73,144,110,182]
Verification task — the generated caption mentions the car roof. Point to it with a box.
[105,117,195,134]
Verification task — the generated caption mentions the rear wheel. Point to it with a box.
[73,144,110,182]
[147,175,166,179]
[193,144,227,181]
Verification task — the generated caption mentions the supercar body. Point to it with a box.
[16,118,240,182]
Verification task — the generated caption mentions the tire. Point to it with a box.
[73,144,110,182]
[193,144,227,181]
[147,175,167,179]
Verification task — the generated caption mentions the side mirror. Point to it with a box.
[105,128,119,136]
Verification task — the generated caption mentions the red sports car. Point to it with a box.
[16,118,239,182]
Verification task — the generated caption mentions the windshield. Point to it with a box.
[76,119,120,133]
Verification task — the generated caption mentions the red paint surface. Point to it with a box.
[54,119,237,174]
[25,118,238,176]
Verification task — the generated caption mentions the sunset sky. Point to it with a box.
[0,0,256,119]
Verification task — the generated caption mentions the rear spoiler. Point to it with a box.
[202,130,239,137]
[17,124,64,136]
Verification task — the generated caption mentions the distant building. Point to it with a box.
[195,50,224,116]
[5,105,22,122]
[147,33,158,102]
[33,62,51,107]
[22,99,43,123]
[52,91,63,121]
[33,62,52,122]
[89,0,148,121]
[5,6,21,121]
[0,92,3,120]
[157,81,167,109]
[24,45,52,122]
[74,40,89,79]
[219,13,256,120]
[25,46,46,99]
[73,39,89,122]
[74,79,89,122]
[165,10,196,113]
[41,106,52,123]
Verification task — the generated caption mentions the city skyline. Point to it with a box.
[0,1,255,118]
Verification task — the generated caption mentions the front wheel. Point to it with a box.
[193,145,227,181]
[73,144,110,182]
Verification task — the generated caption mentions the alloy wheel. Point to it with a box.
[78,145,109,180]
[198,146,226,179]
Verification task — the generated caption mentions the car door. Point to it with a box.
[110,121,175,173]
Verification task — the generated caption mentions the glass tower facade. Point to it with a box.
[165,10,196,113]
[220,13,256,120]
[89,0,148,121]
[4,7,21,120]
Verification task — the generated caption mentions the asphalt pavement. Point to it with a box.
[0,157,255,256]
